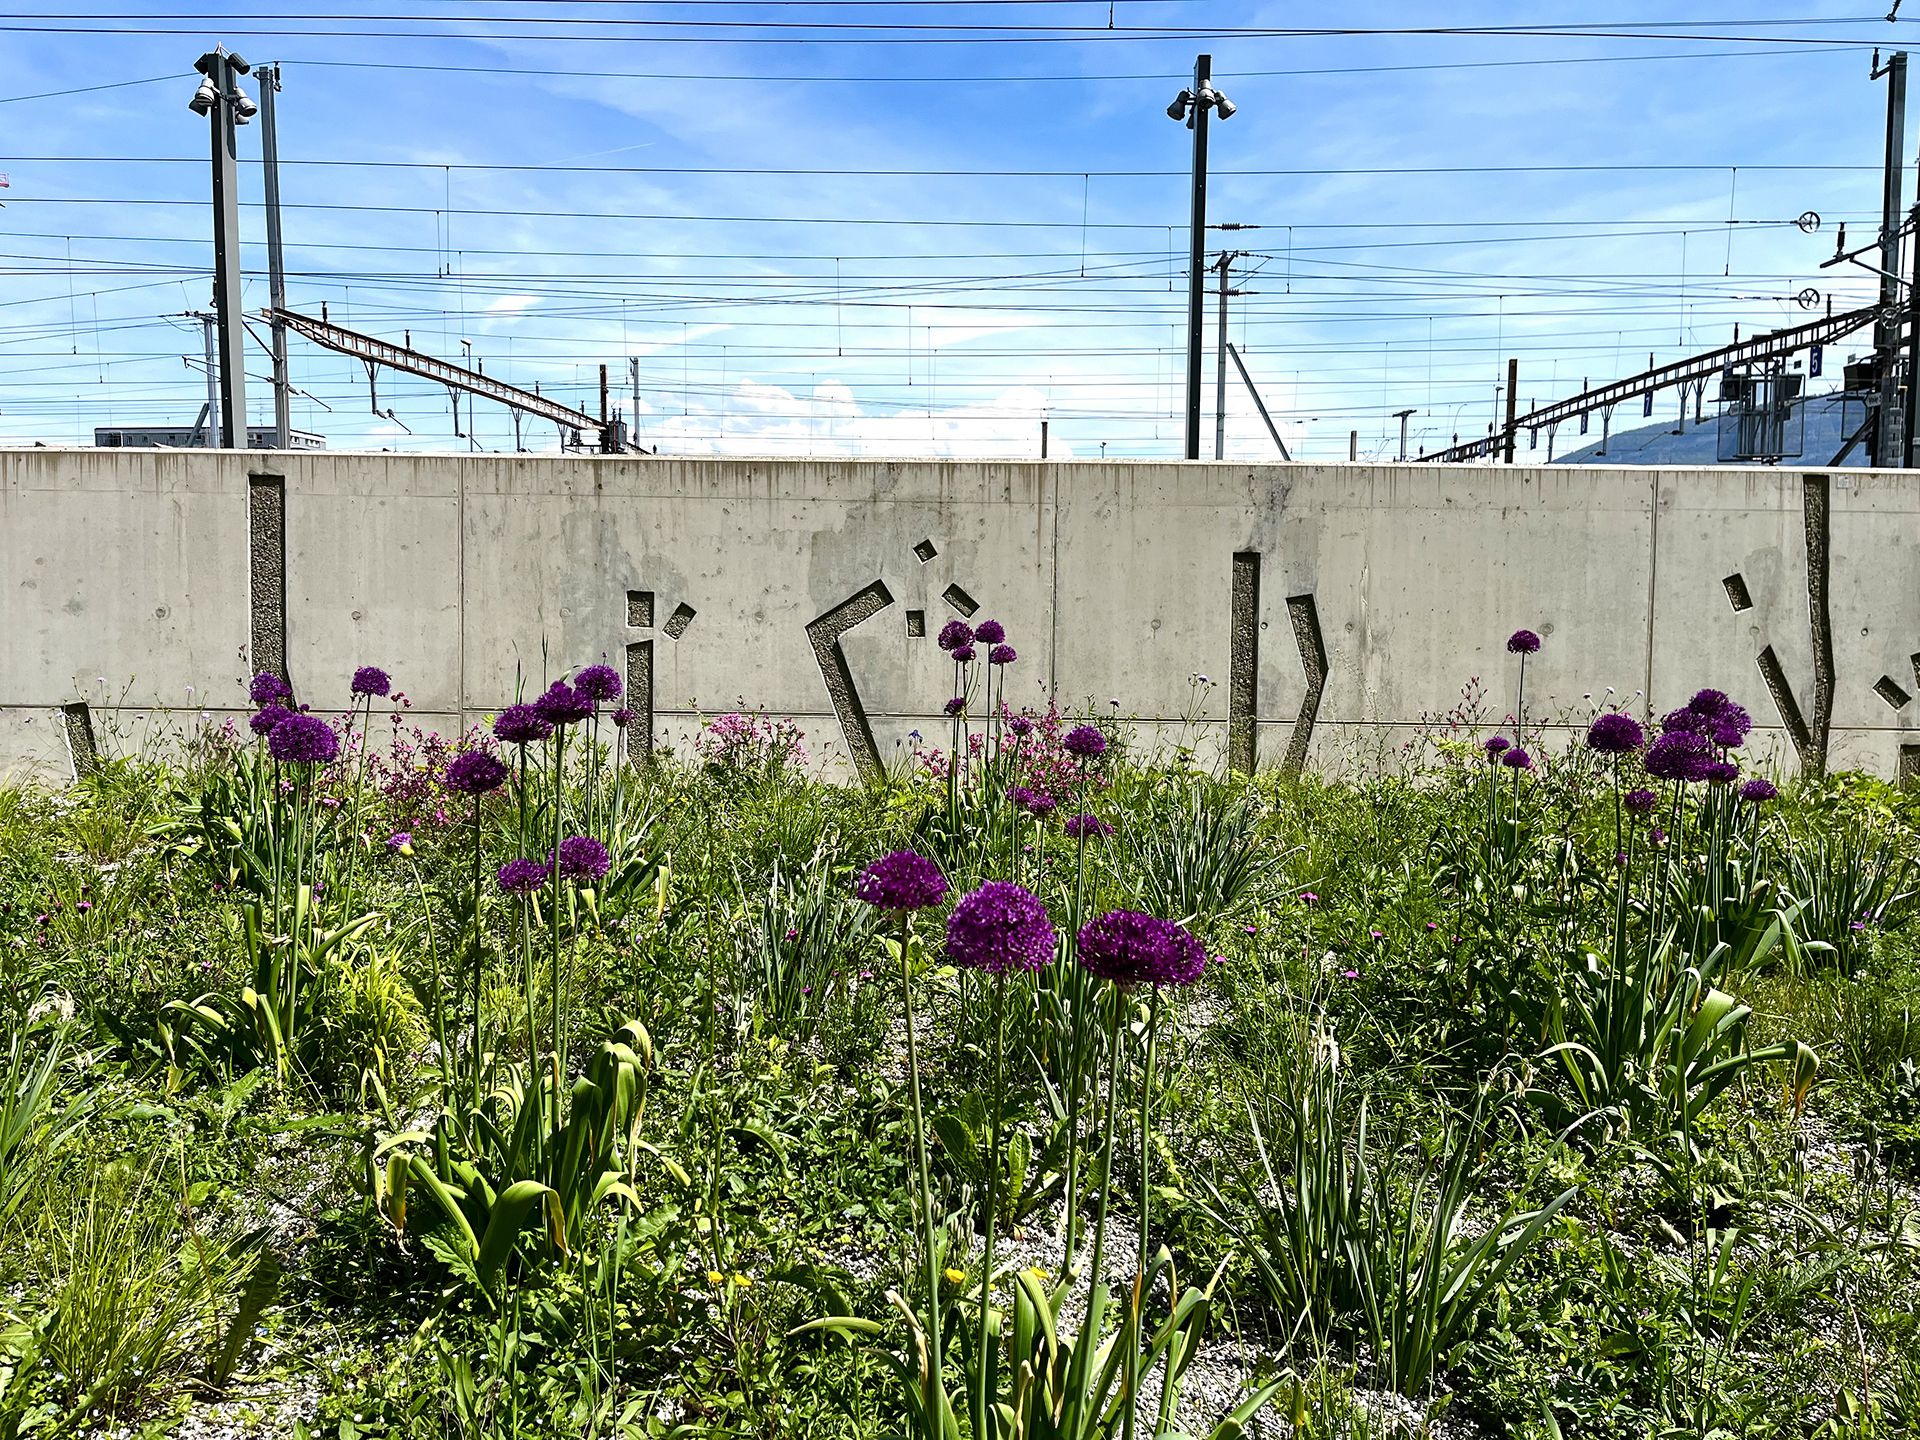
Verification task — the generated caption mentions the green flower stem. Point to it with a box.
[469,794,485,1110]
[973,973,1008,1440]
[1125,984,1164,1440]
[896,911,949,1440]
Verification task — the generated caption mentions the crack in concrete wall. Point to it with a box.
[60,702,97,781]
[807,579,894,782]
[247,473,291,700]
[1283,594,1328,777]
[1228,551,1260,775]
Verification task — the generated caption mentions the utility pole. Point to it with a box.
[197,311,219,445]
[1502,358,1520,462]
[1876,50,1908,465]
[1212,249,1246,459]
[1906,200,1920,467]
[629,356,641,445]
[189,49,256,448]
[1040,417,1050,458]
[1167,56,1237,460]
[1393,407,1415,462]
[258,63,290,449]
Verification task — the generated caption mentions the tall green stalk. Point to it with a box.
[896,910,950,1440]
[972,974,1008,1439]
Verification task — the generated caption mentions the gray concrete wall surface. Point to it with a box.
[2,449,1914,781]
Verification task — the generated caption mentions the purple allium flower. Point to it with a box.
[534,680,593,727]
[1660,707,1711,736]
[951,645,977,664]
[494,703,553,746]
[1483,735,1512,758]
[1586,712,1644,755]
[854,851,948,911]
[610,707,635,728]
[497,858,550,894]
[1645,730,1715,782]
[1705,760,1741,784]
[1739,778,1779,804]
[1687,688,1731,717]
[937,620,975,652]
[1007,715,1033,737]
[249,671,292,705]
[350,666,392,699]
[1011,785,1056,817]
[387,831,413,853]
[973,619,1007,645]
[1709,705,1752,748]
[1063,724,1107,759]
[1065,813,1113,840]
[249,703,292,737]
[1506,629,1542,655]
[989,644,1017,666]
[267,713,339,765]
[945,881,1056,975]
[1624,787,1659,814]
[576,664,622,702]
[1077,910,1207,988]
[944,696,967,716]
[555,835,612,882]
[444,749,510,795]
[1501,747,1534,771]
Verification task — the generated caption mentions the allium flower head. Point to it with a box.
[1077,910,1207,988]
[249,703,291,737]
[1586,712,1644,755]
[1483,735,1512,758]
[1645,730,1715,782]
[1623,787,1659,814]
[854,850,948,911]
[973,619,1006,645]
[989,644,1017,666]
[350,666,392,699]
[1661,707,1711,736]
[1739,778,1778,804]
[938,620,975,652]
[387,831,413,855]
[1708,705,1751,748]
[1506,629,1542,655]
[444,749,510,795]
[951,645,977,664]
[576,664,622,702]
[1065,813,1112,840]
[1705,760,1741,784]
[267,713,339,765]
[1007,715,1033,737]
[611,707,635,727]
[1063,724,1107,759]
[249,671,292,705]
[497,858,550,894]
[555,835,611,882]
[1687,688,1731,718]
[1011,785,1056,817]
[945,881,1056,975]
[494,703,552,746]
[1501,747,1534,771]
[944,696,966,716]
[534,680,593,727]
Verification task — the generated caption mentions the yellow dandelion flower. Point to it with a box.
[943,1267,966,1285]
[706,1270,725,1286]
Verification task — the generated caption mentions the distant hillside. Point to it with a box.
[1551,391,1871,467]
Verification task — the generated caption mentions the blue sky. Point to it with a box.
[1,2,1915,459]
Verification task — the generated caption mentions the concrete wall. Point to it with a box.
[3,449,1915,780]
